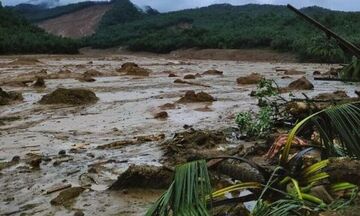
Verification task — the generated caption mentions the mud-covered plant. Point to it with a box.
[255,78,279,99]
[235,106,274,138]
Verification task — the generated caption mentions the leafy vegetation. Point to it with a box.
[0,4,79,54]
[87,3,360,63]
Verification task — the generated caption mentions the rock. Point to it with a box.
[236,73,264,85]
[117,62,150,76]
[310,185,334,204]
[83,69,103,77]
[159,103,176,110]
[313,70,321,75]
[50,187,85,206]
[355,90,360,98]
[0,88,23,105]
[314,91,349,100]
[154,111,168,119]
[74,210,85,216]
[184,74,196,79]
[287,77,314,90]
[58,150,66,155]
[323,67,339,76]
[177,91,216,103]
[32,77,46,88]
[168,73,178,77]
[202,69,223,75]
[77,75,96,82]
[39,88,98,105]
[109,165,173,190]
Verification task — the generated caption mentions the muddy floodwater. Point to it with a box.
[0,52,358,215]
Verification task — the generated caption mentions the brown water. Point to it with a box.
[0,53,358,215]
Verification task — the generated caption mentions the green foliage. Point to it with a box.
[146,160,212,216]
[235,106,274,138]
[0,6,79,54]
[86,4,360,63]
[281,102,360,164]
[340,57,360,80]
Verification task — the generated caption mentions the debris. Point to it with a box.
[39,88,98,105]
[25,153,42,169]
[96,134,165,150]
[50,187,85,206]
[236,73,264,85]
[202,69,223,75]
[266,134,307,159]
[0,88,23,105]
[314,91,349,100]
[154,111,168,119]
[109,165,173,190]
[177,90,216,103]
[74,210,85,216]
[313,70,321,75]
[58,150,66,155]
[46,183,72,194]
[32,77,46,88]
[174,79,210,87]
[326,158,360,186]
[184,74,196,79]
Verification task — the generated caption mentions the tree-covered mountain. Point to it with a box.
[0,3,79,54]
[86,3,360,63]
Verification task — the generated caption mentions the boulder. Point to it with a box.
[39,88,98,105]
[83,69,103,77]
[236,73,264,85]
[177,91,216,103]
[50,187,85,206]
[154,111,168,119]
[288,77,314,90]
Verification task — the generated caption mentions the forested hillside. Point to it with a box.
[0,4,79,54]
[87,3,360,63]
[8,1,107,23]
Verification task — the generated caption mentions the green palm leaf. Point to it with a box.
[145,160,212,216]
[281,102,360,164]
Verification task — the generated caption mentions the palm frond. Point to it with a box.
[145,160,212,216]
[281,102,360,164]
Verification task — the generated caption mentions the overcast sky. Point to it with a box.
[2,0,360,12]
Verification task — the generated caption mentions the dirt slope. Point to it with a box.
[37,4,112,38]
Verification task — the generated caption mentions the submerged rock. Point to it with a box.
[0,88,23,105]
[50,187,85,206]
[177,90,216,103]
[77,75,96,82]
[109,165,173,190]
[168,73,178,77]
[236,73,263,85]
[39,88,98,105]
